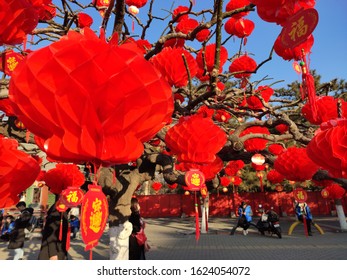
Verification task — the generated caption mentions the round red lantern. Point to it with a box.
[229,54,257,79]
[151,182,162,192]
[239,126,270,152]
[321,188,329,199]
[165,114,227,164]
[225,0,251,19]
[196,44,228,73]
[268,144,285,155]
[125,0,148,8]
[225,160,245,176]
[275,185,284,192]
[9,28,173,166]
[184,169,205,191]
[274,34,314,61]
[267,169,285,184]
[60,186,85,207]
[172,6,189,22]
[293,188,307,203]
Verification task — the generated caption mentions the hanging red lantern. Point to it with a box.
[224,17,254,38]
[125,0,148,8]
[150,47,198,87]
[60,186,85,208]
[267,169,285,184]
[268,144,285,155]
[239,126,270,152]
[151,182,162,192]
[0,135,40,208]
[196,44,228,73]
[43,163,85,195]
[172,6,189,22]
[184,169,205,191]
[251,153,266,165]
[176,18,199,34]
[274,146,319,182]
[77,12,93,28]
[324,184,346,200]
[0,98,16,116]
[293,187,308,203]
[321,188,329,199]
[231,176,242,186]
[196,29,211,42]
[30,0,56,21]
[80,184,109,254]
[275,124,289,134]
[165,115,227,164]
[301,96,347,125]
[307,119,347,179]
[0,50,25,76]
[225,160,245,176]
[163,37,185,48]
[0,0,39,46]
[225,0,251,19]
[229,54,257,79]
[214,110,231,123]
[9,28,173,166]
[252,162,265,171]
[246,86,274,110]
[220,176,231,187]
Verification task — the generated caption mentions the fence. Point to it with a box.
[137,192,347,218]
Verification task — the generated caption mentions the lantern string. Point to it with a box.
[66,223,71,251]
[194,191,200,242]
[59,212,63,241]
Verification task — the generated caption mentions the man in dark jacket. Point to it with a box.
[38,203,70,260]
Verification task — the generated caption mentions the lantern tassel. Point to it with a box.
[259,174,263,192]
[90,249,93,260]
[194,192,200,241]
[59,213,63,241]
[66,224,71,251]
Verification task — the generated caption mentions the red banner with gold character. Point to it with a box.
[293,187,307,203]
[80,184,108,251]
[184,169,205,191]
[60,186,84,208]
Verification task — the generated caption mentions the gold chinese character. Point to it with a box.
[89,198,102,233]
[190,173,201,187]
[7,57,18,72]
[66,191,78,203]
[289,16,308,42]
[297,191,305,200]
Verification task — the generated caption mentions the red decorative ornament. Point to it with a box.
[196,44,228,73]
[307,119,347,179]
[77,13,93,28]
[165,115,227,164]
[9,28,173,166]
[172,6,189,22]
[293,187,308,203]
[239,126,270,152]
[60,186,85,207]
[150,47,198,87]
[81,184,109,255]
[214,110,231,123]
[324,184,346,200]
[31,0,56,21]
[301,96,347,125]
[0,135,40,208]
[196,105,215,118]
[231,176,242,186]
[266,169,285,184]
[225,0,251,19]
[275,124,289,134]
[43,163,85,195]
[274,146,319,182]
[252,162,265,171]
[268,144,285,155]
[168,183,178,190]
[0,50,25,76]
[163,38,185,48]
[321,188,329,199]
[184,169,205,191]
[176,18,199,34]
[151,182,162,192]
[225,160,245,176]
[246,86,274,110]
[135,39,152,54]
[224,18,255,38]
[229,54,257,79]
[220,176,231,187]
[196,29,211,42]
[275,185,284,192]
[0,98,16,116]
[0,0,39,46]
[125,0,148,8]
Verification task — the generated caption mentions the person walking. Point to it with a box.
[128,197,150,260]
[230,201,253,235]
[38,203,70,260]
[69,215,80,239]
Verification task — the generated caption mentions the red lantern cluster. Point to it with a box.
[165,114,227,164]
[0,135,40,208]
[9,28,173,166]
[266,169,285,184]
[150,47,198,88]
[239,126,270,152]
[31,0,56,21]
[0,0,39,46]
[302,96,347,125]
[274,146,319,182]
[43,163,85,195]
[229,54,257,79]
[307,119,347,179]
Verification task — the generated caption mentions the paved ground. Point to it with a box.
[1,216,346,260]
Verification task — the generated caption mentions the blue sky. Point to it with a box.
[127,0,347,88]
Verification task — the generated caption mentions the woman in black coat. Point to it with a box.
[38,204,70,260]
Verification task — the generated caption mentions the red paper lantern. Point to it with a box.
[229,54,257,79]
[252,162,265,171]
[150,47,198,87]
[225,160,245,176]
[293,187,308,203]
[80,184,109,251]
[176,18,199,34]
[268,144,285,155]
[225,0,251,19]
[43,163,85,195]
[125,0,148,8]
[184,169,205,191]
[267,169,285,184]
[231,175,242,186]
[307,119,347,178]
[196,29,211,42]
[274,146,319,182]
[239,126,270,152]
[220,176,231,187]
[246,86,274,110]
[224,17,254,38]
[0,50,25,76]
[324,184,346,200]
[0,98,16,116]
[302,96,347,125]
[165,115,227,163]
[151,182,162,192]
[0,0,39,46]
[214,110,231,123]
[321,188,329,199]
[163,38,185,48]
[196,44,228,73]
[77,13,93,28]
[275,124,289,134]
[60,186,85,207]
[31,0,56,21]
[172,6,189,22]
[9,28,173,166]
[0,135,40,208]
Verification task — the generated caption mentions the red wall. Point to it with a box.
[137,192,347,218]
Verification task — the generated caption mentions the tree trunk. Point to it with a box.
[334,198,347,230]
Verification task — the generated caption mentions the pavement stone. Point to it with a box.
[0,216,346,260]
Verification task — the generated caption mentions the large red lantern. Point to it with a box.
[9,28,173,166]
[176,18,199,34]
[307,119,347,179]
[0,135,40,208]
[81,184,109,253]
[0,0,39,46]
[165,115,227,164]
[239,126,270,152]
[229,54,257,79]
[150,47,198,87]
[274,146,319,182]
